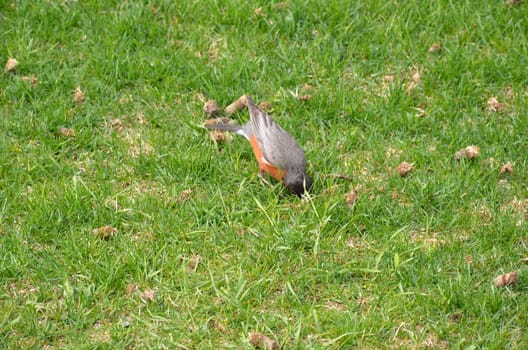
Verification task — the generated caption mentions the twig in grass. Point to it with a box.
[324,173,354,182]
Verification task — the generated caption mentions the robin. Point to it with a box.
[207,96,312,196]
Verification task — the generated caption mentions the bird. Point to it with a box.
[206,96,312,196]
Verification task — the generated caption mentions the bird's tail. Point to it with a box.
[206,123,243,133]
[206,122,250,139]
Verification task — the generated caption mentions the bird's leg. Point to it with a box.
[258,170,273,187]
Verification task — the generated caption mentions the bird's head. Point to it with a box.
[284,171,312,197]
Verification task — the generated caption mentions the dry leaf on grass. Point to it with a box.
[178,189,193,201]
[487,96,505,112]
[89,321,111,343]
[383,74,395,83]
[345,188,359,207]
[21,75,38,87]
[225,95,247,114]
[109,118,123,132]
[397,161,414,177]
[125,131,154,157]
[195,93,207,103]
[258,101,272,111]
[448,312,463,323]
[187,254,202,273]
[73,86,85,104]
[249,332,279,350]
[135,111,146,124]
[5,58,19,72]
[454,145,480,161]
[204,100,221,117]
[499,162,514,174]
[493,271,519,287]
[272,2,288,10]
[57,127,75,138]
[208,129,233,143]
[125,283,139,296]
[413,106,426,118]
[254,7,266,16]
[405,70,421,94]
[140,289,157,301]
[324,300,345,310]
[428,42,442,54]
[297,84,316,101]
[209,319,230,335]
[297,94,313,101]
[92,225,117,239]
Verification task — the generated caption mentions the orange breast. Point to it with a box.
[249,135,284,181]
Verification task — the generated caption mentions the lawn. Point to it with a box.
[1,0,527,349]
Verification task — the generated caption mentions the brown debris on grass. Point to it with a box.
[383,74,395,83]
[249,332,279,350]
[345,187,359,207]
[454,145,480,161]
[89,320,111,343]
[204,100,221,117]
[178,189,193,202]
[502,198,528,226]
[493,271,519,287]
[92,225,117,239]
[140,289,157,302]
[4,58,19,72]
[272,2,288,10]
[254,7,266,16]
[208,129,233,143]
[428,42,442,54]
[225,95,247,115]
[487,96,505,112]
[187,254,202,273]
[293,84,316,101]
[125,283,139,296]
[109,118,123,132]
[499,161,514,174]
[57,127,75,138]
[125,131,154,157]
[405,70,421,94]
[385,146,403,158]
[73,86,85,104]
[409,229,446,249]
[449,311,463,323]
[324,300,346,311]
[258,101,272,111]
[413,106,427,118]
[21,75,38,87]
[397,161,414,177]
[209,319,230,335]
[8,281,39,298]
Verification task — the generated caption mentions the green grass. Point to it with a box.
[1,0,528,348]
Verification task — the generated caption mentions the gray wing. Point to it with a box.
[246,96,306,171]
